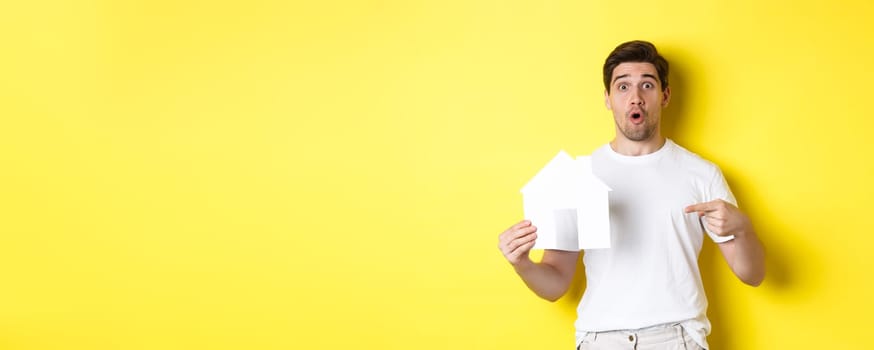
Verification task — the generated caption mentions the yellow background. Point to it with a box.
[1,0,872,349]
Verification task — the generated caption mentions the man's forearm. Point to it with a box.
[729,228,766,286]
[512,258,574,302]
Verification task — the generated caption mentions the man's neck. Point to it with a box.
[610,136,667,156]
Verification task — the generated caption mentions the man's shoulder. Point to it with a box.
[591,143,611,157]
[667,140,722,174]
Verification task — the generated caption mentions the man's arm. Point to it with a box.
[685,200,766,286]
[498,220,580,301]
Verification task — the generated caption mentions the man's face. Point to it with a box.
[605,62,671,142]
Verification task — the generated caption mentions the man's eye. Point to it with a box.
[643,82,653,89]
[618,84,627,91]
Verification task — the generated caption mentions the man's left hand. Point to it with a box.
[684,199,751,237]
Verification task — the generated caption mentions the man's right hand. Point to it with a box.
[498,220,538,266]
[497,220,579,301]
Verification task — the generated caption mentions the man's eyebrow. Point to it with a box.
[612,73,658,85]
[612,74,630,84]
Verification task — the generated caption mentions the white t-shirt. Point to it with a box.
[574,139,736,349]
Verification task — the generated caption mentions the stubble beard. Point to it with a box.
[617,113,658,142]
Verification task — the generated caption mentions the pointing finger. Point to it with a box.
[684,200,719,214]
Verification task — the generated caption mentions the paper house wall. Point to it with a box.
[520,150,612,251]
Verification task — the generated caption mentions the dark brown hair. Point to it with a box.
[603,40,669,93]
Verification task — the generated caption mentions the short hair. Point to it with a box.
[603,40,669,93]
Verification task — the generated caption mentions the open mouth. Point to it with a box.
[628,108,646,125]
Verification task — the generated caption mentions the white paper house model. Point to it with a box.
[520,150,612,251]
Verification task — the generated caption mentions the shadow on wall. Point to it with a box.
[659,47,690,148]
[701,171,819,350]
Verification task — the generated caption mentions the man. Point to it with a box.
[497,41,765,350]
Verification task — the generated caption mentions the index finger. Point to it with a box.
[684,201,719,214]
[509,220,532,231]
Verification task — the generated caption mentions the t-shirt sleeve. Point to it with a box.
[704,166,737,243]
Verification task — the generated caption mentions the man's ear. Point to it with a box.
[662,86,671,107]
[605,90,611,110]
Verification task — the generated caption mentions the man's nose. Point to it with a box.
[630,88,644,105]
